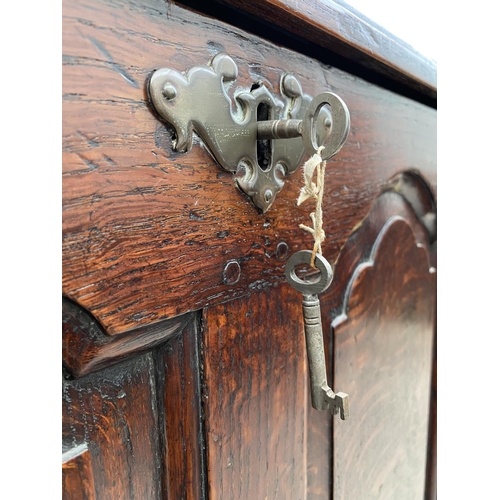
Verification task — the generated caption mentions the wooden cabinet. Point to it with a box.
[62,0,436,498]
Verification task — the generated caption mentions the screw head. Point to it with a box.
[162,84,177,100]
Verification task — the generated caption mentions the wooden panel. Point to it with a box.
[62,354,163,499]
[154,318,206,500]
[203,285,307,499]
[305,182,435,500]
[62,0,436,335]
[425,245,437,500]
[425,322,437,500]
[182,0,437,99]
[307,404,332,500]
[331,217,434,499]
[63,444,96,500]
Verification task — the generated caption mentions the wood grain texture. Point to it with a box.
[305,184,436,499]
[202,285,307,499]
[306,404,332,500]
[331,217,434,499]
[62,0,437,335]
[183,0,437,99]
[154,318,207,500]
[63,444,96,500]
[425,317,437,500]
[63,298,192,377]
[62,354,163,499]
[385,171,436,242]
[63,313,208,499]
[425,242,437,500]
[305,293,334,500]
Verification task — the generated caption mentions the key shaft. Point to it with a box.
[302,294,330,411]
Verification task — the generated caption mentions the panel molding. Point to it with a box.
[331,216,434,498]
[307,185,436,498]
[63,297,192,377]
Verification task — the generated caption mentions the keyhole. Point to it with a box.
[257,102,272,171]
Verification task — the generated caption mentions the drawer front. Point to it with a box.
[63,0,436,335]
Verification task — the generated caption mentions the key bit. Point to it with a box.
[324,387,350,420]
[285,250,349,420]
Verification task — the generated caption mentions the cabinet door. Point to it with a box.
[329,192,436,499]
[197,189,436,500]
[63,304,207,499]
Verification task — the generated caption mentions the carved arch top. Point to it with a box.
[317,182,436,500]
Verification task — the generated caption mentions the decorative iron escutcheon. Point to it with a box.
[148,53,350,212]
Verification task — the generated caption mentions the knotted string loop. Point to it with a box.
[297,145,326,267]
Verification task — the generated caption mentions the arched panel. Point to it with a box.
[331,207,434,499]
[306,183,436,499]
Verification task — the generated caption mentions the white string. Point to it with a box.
[297,146,326,267]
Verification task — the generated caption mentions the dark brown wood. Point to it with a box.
[425,319,437,500]
[180,0,436,101]
[62,298,192,377]
[62,0,436,335]
[62,0,437,497]
[306,406,333,500]
[63,444,96,500]
[202,285,307,499]
[62,355,163,499]
[306,296,334,500]
[154,318,206,500]
[425,243,437,500]
[330,214,434,498]
[62,313,208,500]
[385,170,437,242]
[305,187,436,498]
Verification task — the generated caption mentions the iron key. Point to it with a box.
[285,250,349,420]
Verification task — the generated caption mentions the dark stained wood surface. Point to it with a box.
[306,404,333,500]
[330,217,434,498]
[63,314,208,500]
[305,188,436,498]
[62,354,163,499]
[62,0,437,335]
[154,319,206,500]
[202,285,307,499]
[385,171,437,242]
[62,0,437,498]
[425,242,437,500]
[425,315,437,500]
[62,298,192,377]
[63,444,96,500]
[183,0,437,100]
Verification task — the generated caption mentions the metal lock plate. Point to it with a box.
[148,53,350,212]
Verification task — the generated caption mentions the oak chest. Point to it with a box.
[62,1,437,498]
